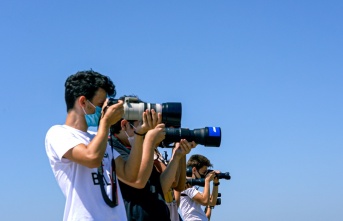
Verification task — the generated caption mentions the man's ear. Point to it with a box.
[192,167,197,174]
[120,119,128,129]
[78,96,87,108]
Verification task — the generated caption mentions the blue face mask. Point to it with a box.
[82,100,102,127]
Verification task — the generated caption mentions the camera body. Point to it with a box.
[108,96,182,127]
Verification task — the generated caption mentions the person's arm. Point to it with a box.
[171,143,187,192]
[117,110,165,185]
[174,190,181,207]
[118,124,165,187]
[191,171,216,206]
[160,139,194,195]
[209,172,220,206]
[205,206,212,220]
[63,100,124,168]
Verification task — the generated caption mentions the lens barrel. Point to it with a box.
[108,97,182,128]
[162,102,182,128]
[164,127,221,147]
[186,178,205,187]
[216,172,231,180]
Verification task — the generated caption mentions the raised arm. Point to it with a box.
[171,143,187,192]
[209,171,220,206]
[117,110,165,187]
[191,171,216,206]
[160,139,194,195]
[63,100,124,168]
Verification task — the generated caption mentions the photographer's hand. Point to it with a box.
[101,99,124,126]
[212,170,220,184]
[205,171,216,183]
[145,124,165,147]
[173,139,194,159]
[135,109,161,135]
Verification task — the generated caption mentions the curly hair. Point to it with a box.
[64,69,116,112]
[186,154,213,170]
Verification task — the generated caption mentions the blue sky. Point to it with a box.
[1,1,342,220]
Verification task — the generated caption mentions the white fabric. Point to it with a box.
[45,125,127,221]
[179,186,208,221]
[166,201,180,221]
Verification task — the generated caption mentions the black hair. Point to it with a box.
[64,69,116,112]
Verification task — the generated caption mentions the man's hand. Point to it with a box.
[135,109,162,135]
[212,170,221,185]
[101,99,124,126]
[205,170,216,183]
[173,139,195,159]
[145,123,166,148]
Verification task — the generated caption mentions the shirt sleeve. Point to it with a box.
[183,186,200,199]
[45,125,86,161]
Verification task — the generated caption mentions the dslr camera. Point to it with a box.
[107,96,182,127]
[186,167,231,186]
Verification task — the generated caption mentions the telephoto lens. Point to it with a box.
[207,170,231,180]
[107,97,182,127]
[163,127,221,147]
[186,178,205,187]
[215,172,231,180]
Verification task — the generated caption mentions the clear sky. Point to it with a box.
[1,1,342,220]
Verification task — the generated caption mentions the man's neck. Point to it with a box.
[65,110,88,132]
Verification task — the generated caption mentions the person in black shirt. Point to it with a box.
[109,96,194,221]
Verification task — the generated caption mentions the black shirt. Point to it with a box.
[109,135,171,221]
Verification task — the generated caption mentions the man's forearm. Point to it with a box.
[122,134,144,181]
[209,185,219,206]
[160,154,182,194]
[172,155,186,191]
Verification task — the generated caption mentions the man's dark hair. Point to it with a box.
[187,154,213,170]
[110,95,142,134]
[64,70,116,112]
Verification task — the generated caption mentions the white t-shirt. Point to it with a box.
[45,125,127,221]
[179,186,208,221]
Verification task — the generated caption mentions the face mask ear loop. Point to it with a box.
[82,107,87,115]
[129,123,137,130]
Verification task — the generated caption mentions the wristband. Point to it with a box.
[214,182,220,186]
[134,131,146,136]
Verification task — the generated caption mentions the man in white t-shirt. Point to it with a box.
[176,154,220,221]
[45,70,165,221]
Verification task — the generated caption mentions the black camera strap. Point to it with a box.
[97,157,118,208]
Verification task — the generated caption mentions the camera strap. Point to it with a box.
[97,157,118,208]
